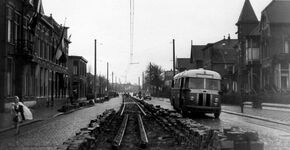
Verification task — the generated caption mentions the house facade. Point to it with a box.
[202,37,239,93]
[236,0,290,103]
[260,0,290,93]
[68,56,87,101]
[0,0,70,111]
[190,45,205,69]
[236,0,260,94]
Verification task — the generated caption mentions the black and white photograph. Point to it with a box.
[0,0,290,149]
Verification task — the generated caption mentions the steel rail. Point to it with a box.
[136,103,147,116]
[138,114,149,148]
[120,103,126,116]
[112,114,129,149]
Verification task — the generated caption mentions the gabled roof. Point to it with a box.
[190,45,205,63]
[202,39,238,51]
[236,0,259,25]
[262,0,290,24]
[213,39,238,50]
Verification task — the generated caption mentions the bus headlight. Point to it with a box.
[214,98,219,103]
[190,96,195,101]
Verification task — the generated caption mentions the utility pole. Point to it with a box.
[142,72,144,90]
[173,39,176,76]
[107,62,109,95]
[112,72,114,92]
[149,62,152,94]
[94,39,97,101]
[138,77,140,90]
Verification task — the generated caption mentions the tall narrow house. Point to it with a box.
[236,0,260,93]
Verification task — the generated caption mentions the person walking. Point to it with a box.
[11,96,25,134]
[11,96,33,134]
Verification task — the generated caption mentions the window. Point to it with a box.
[285,41,289,54]
[7,20,12,43]
[187,78,204,89]
[7,7,14,43]
[73,61,78,75]
[7,58,14,96]
[206,79,220,90]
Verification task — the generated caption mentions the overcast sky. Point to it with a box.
[42,0,272,84]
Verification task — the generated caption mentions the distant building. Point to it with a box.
[161,70,174,87]
[68,56,87,101]
[0,0,70,111]
[202,37,239,93]
[176,58,194,72]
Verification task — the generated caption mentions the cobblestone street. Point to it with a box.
[0,97,122,150]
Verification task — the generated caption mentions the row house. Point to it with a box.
[190,45,205,69]
[236,0,290,103]
[236,0,261,94]
[0,0,70,111]
[68,56,87,102]
[202,37,239,93]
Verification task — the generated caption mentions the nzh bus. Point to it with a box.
[170,69,222,118]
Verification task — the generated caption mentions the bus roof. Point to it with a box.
[174,68,221,80]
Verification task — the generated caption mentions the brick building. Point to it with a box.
[236,0,290,103]
[176,58,194,72]
[190,45,205,69]
[236,0,260,94]
[202,37,239,93]
[0,0,70,111]
[68,56,87,101]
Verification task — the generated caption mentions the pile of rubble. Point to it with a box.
[137,99,264,150]
[57,109,116,150]
[58,98,110,113]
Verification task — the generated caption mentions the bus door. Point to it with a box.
[178,78,185,109]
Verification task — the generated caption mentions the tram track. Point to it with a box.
[112,96,148,149]
[94,95,190,150]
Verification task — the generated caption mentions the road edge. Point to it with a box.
[222,110,290,126]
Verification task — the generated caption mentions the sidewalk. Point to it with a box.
[0,105,63,133]
[222,104,290,126]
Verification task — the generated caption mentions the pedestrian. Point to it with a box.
[11,96,33,134]
[11,96,24,134]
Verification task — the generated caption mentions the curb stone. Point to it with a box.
[0,119,43,134]
[222,110,290,126]
[0,105,92,134]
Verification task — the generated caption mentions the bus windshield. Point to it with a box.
[186,78,220,90]
[206,79,220,90]
[187,78,204,89]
